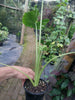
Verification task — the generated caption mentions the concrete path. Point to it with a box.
[0,34,23,67]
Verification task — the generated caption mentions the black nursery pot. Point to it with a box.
[24,79,47,100]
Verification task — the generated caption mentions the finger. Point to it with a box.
[29,70,35,77]
[32,71,35,76]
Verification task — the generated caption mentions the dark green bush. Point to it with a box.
[50,73,75,100]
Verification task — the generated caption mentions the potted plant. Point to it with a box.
[22,1,49,100]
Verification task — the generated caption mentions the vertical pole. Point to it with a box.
[20,0,28,44]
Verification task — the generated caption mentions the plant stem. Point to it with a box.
[39,0,44,46]
[34,23,38,86]
[34,0,44,87]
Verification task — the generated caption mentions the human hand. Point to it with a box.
[13,66,35,85]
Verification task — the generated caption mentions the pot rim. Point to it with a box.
[23,79,48,95]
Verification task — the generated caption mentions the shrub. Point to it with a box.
[0,30,9,42]
[2,26,8,32]
[50,73,75,100]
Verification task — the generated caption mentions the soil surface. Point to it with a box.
[24,79,47,94]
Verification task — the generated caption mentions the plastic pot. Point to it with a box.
[24,79,47,100]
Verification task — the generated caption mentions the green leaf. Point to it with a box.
[73,81,75,86]
[56,78,64,85]
[57,43,63,47]
[73,88,75,94]
[53,96,60,100]
[57,16,64,19]
[22,8,49,29]
[22,9,39,28]
[65,38,70,44]
[61,79,69,89]
[50,88,61,96]
[67,89,72,97]
[37,19,49,29]
[0,30,9,42]
[61,95,64,100]
[42,19,49,27]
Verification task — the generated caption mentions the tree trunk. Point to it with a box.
[20,24,25,44]
[20,0,28,44]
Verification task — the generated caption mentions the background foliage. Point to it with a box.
[0,0,24,33]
